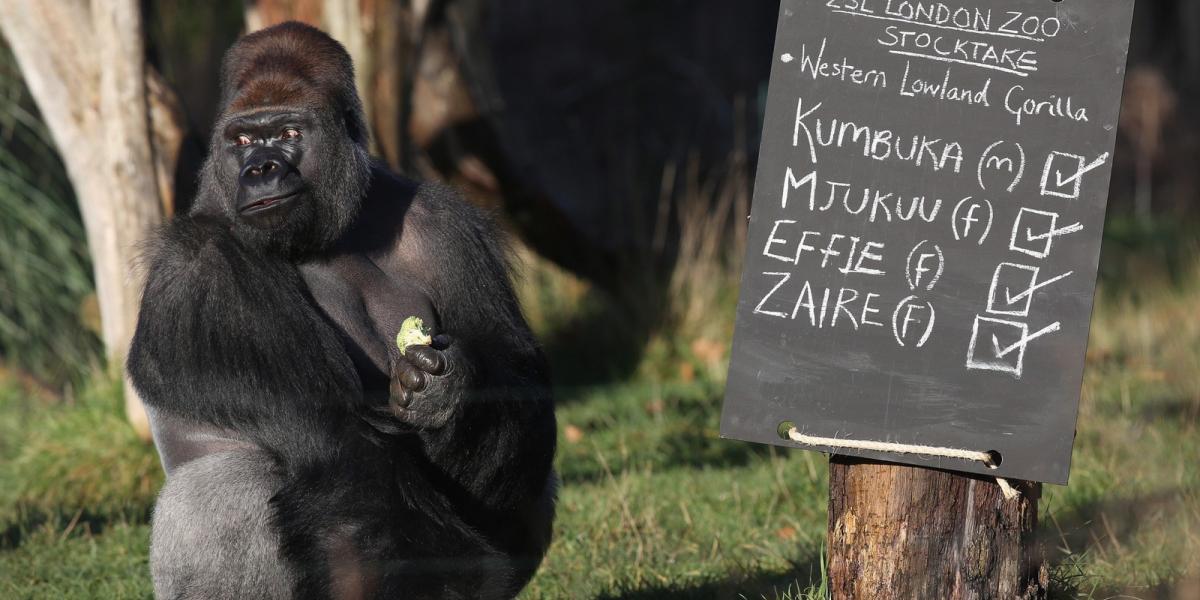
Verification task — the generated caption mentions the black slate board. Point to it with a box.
[721,0,1136,485]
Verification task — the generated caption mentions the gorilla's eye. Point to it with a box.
[234,134,253,146]
[281,128,302,140]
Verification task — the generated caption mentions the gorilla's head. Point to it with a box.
[196,22,372,258]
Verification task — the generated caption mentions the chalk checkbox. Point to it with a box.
[1040,152,1085,199]
[966,316,1030,377]
[1008,207,1083,260]
[1009,208,1057,258]
[986,263,1040,317]
[966,316,1062,379]
[1040,151,1110,200]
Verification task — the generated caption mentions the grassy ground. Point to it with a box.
[2,242,1199,599]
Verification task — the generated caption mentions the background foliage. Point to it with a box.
[0,49,98,385]
[1,1,1199,598]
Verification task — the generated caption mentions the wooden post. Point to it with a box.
[828,456,1049,600]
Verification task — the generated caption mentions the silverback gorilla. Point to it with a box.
[127,22,556,599]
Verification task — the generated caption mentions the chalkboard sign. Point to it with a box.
[721,0,1136,485]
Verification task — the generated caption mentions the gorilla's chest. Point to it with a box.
[299,255,436,390]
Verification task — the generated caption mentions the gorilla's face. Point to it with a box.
[206,105,369,259]
[193,21,372,258]
[222,109,313,229]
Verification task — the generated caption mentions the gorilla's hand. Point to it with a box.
[389,335,465,428]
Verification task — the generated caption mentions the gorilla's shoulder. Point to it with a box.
[145,216,232,267]
[369,165,499,239]
[410,180,499,236]
[151,215,233,253]
[141,216,276,295]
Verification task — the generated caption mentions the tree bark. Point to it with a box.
[0,0,180,440]
[244,0,418,168]
[244,0,490,177]
[828,456,1049,600]
[243,0,323,32]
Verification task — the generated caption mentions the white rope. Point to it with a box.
[786,427,1021,500]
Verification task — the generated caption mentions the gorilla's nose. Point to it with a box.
[236,148,302,219]
[241,156,285,183]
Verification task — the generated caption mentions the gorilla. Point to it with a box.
[127,22,557,599]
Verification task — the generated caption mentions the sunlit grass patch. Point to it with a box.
[1039,260,1200,597]
[0,520,152,599]
[0,378,161,541]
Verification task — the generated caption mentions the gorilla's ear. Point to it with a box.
[345,109,369,148]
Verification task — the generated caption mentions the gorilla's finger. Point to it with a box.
[393,359,427,392]
[431,334,453,350]
[390,385,413,410]
[388,376,404,404]
[404,369,426,392]
[407,346,446,375]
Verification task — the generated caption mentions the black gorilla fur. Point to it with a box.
[128,22,556,599]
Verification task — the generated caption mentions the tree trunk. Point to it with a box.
[244,0,419,168]
[243,0,323,31]
[244,0,491,178]
[827,456,1049,600]
[0,0,180,440]
[365,1,407,167]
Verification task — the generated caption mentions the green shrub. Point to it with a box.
[0,46,100,385]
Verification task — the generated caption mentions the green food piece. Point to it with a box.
[396,316,433,355]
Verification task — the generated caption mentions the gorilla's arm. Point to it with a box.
[394,184,557,516]
[128,216,365,463]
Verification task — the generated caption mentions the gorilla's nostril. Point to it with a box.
[243,161,284,180]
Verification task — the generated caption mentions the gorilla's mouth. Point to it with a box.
[239,191,301,216]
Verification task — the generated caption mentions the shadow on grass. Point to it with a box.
[1136,397,1200,422]
[657,433,774,471]
[1044,488,1187,555]
[556,436,775,486]
[1043,487,1195,598]
[1,507,152,551]
[1098,215,1200,291]
[552,383,776,485]
[598,552,825,600]
[540,284,671,393]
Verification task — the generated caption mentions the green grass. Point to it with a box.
[1,250,1198,599]
[0,378,160,598]
[2,522,152,598]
